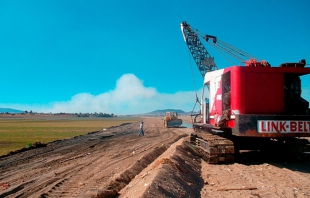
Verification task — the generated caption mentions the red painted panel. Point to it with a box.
[230,66,244,114]
[244,72,284,113]
[229,66,286,114]
[205,65,310,127]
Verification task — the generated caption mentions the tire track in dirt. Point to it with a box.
[44,123,184,197]
[1,140,109,197]
[0,118,188,197]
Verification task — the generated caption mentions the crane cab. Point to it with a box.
[201,63,310,137]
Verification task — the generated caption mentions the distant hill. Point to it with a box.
[146,109,186,115]
[0,108,23,113]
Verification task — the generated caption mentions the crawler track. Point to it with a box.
[190,125,310,164]
[191,131,234,164]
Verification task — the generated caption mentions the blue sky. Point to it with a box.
[0,0,309,114]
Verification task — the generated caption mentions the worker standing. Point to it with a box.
[138,121,144,136]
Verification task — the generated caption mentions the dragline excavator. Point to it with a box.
[181,21,310,163]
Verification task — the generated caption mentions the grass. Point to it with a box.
[0,116,140,156]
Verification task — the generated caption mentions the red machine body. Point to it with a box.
[181,21,310,163]
[202,64,310,138]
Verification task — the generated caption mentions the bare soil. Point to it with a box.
[1,117,310,198]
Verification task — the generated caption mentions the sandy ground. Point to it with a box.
[1,117,310,198]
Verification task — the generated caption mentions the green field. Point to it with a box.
[0,116,140,156]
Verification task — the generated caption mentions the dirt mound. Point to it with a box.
[119,138,202,198]
[108,145,169,191]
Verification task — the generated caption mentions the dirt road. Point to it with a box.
[1,117,310,198]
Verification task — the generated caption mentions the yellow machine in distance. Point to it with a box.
[163,111,182,128]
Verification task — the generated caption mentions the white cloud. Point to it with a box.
[21,73,199,115]
[6,73,310,115]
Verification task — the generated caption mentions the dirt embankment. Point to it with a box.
[1,117,310,198]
